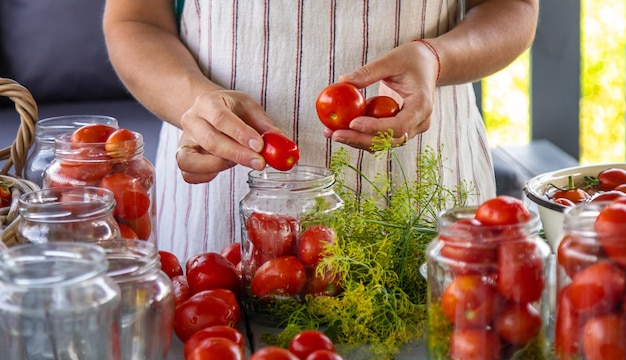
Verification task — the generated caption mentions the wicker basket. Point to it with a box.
[0,78,41,247]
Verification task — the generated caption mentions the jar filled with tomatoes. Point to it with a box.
[425,196,551,360]
[239,165,343,326]
[17,186,120,244]
[24,115,118,187]
[98,238,174,360]
[43,124,156,243]
[555,200,626,360]
[0,241,121,359]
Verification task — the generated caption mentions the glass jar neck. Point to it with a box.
[53,132,145,162]
[18,186,116,223]
[35,115,119,144]
[247,165,336,194]
[99,239,161,284]
[0,242,108,287]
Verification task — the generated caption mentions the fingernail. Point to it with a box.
[333,136,346,143]
[249,138,263,152]
[250,157,264,170]
[349,120,362,132]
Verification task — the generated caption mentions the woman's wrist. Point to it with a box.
[413,39,442,84]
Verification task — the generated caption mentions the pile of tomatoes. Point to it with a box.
[158,245,344,359]
[241,212,341,321]
[42,124,154,240]
[555,197,626,359]
[429,196,549,360]
[547,167,626,207]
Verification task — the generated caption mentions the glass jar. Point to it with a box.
[17,186,120,244]
[554,201,626,360]
[98,239,174,360]
[43,130,156,243]
[425,206,551,360]
[0,242,122,360]
[24,115,118,187]
[239,165,343,326]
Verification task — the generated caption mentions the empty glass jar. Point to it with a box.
[24,115,118,187]
[0,242,122,360]
[239,165,343,326]
[98,239,174,360]
[17,186,120,244]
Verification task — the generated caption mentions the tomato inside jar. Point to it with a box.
[43,127,156,243]
[239,165,343,326]
[425,200,551,360]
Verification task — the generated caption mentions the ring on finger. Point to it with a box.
[398,132,409,146]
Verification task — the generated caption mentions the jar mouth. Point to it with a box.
[97,239,160,281]
[35,115,118,142]
[54,132,145,160]
[564,200,626,237]
[0,242,107,287]
[247,165,335,192]
[18,186,116,222]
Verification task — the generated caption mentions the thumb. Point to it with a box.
[338,63,382,89]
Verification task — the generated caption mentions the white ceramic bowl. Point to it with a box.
[523,162,626,252]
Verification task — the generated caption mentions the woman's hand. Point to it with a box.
[323,40,440,151]
[176,90,279,183]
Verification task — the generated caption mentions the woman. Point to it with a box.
[103,0,539,262]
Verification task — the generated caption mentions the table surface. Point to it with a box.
[165,320,428,359]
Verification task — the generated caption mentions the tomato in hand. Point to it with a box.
[101,172,151,220]
[582,313,626,360]
[251,256,306,299]
[186,252,241,295]
[184,325,245,358]
[365,95,400,118]
[496,239,545,304]
[597,167,626,191]
[173,290,237,342]
[250,346,300,360]
[474,195,530,226]
[449,328,501,360]
[158,250,183,278]
[568,261,625,316]
[186,337,244,360]
[495,302,542,345]
[316,82,366,131]
[261,132,300,171]
[289,330,336,360]
[70,124,117,144]
[105,128,137,157]
[441,274,498,328]
[170,274,191,309]
[297,225,336,268]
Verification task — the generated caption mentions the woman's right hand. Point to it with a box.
[175,90,279,184]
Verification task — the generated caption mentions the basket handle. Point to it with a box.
[0,78,39,177]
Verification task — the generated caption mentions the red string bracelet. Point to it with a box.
[413,39,441,83]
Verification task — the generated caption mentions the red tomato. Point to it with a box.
[615,183,626,193]
[121,211,152,240]
[441,274,498,328]
[118,223,139,239]
[0,184,11,207]
[365,95,400,118]
[70,124,117,143]
[582,314,626,360]
[297,225,336,268]
[184,325,245,358]
[496,239,545,304]
[170,274,191,309]
[555,285,586,358]
[221,242,242,267]
[202,288,241,323]
[251,256,306,299]
[438,218,497,273]
[173,290,237,342]
[595,202,626,267]
[495,302,542,345]
[315,82,366,131]
[100,172,150,220]
[474,196,530,226]
[250,346,300,360]
[158,250,183,278]
[552,188,591,204]
[597,167,626,191]
[554,197,576,207]
[568,261,625,316]
[589,190,626,203]
[449,328,501,360]
[289,330,335,360]
[54,158,112,184]
[557,234,605,278]
[305,350,344,360]
[186,252,241,295]
[105,128,137,157]
[261,132,300,171]
[186,337,244,360]
[302,266,342,297]
[246,212,297,261]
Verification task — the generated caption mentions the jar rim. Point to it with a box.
[18,186,116,222]
[97,239,161,282]
[247,165,335,192]
[53,131,145,160]
[35,115,119,142]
